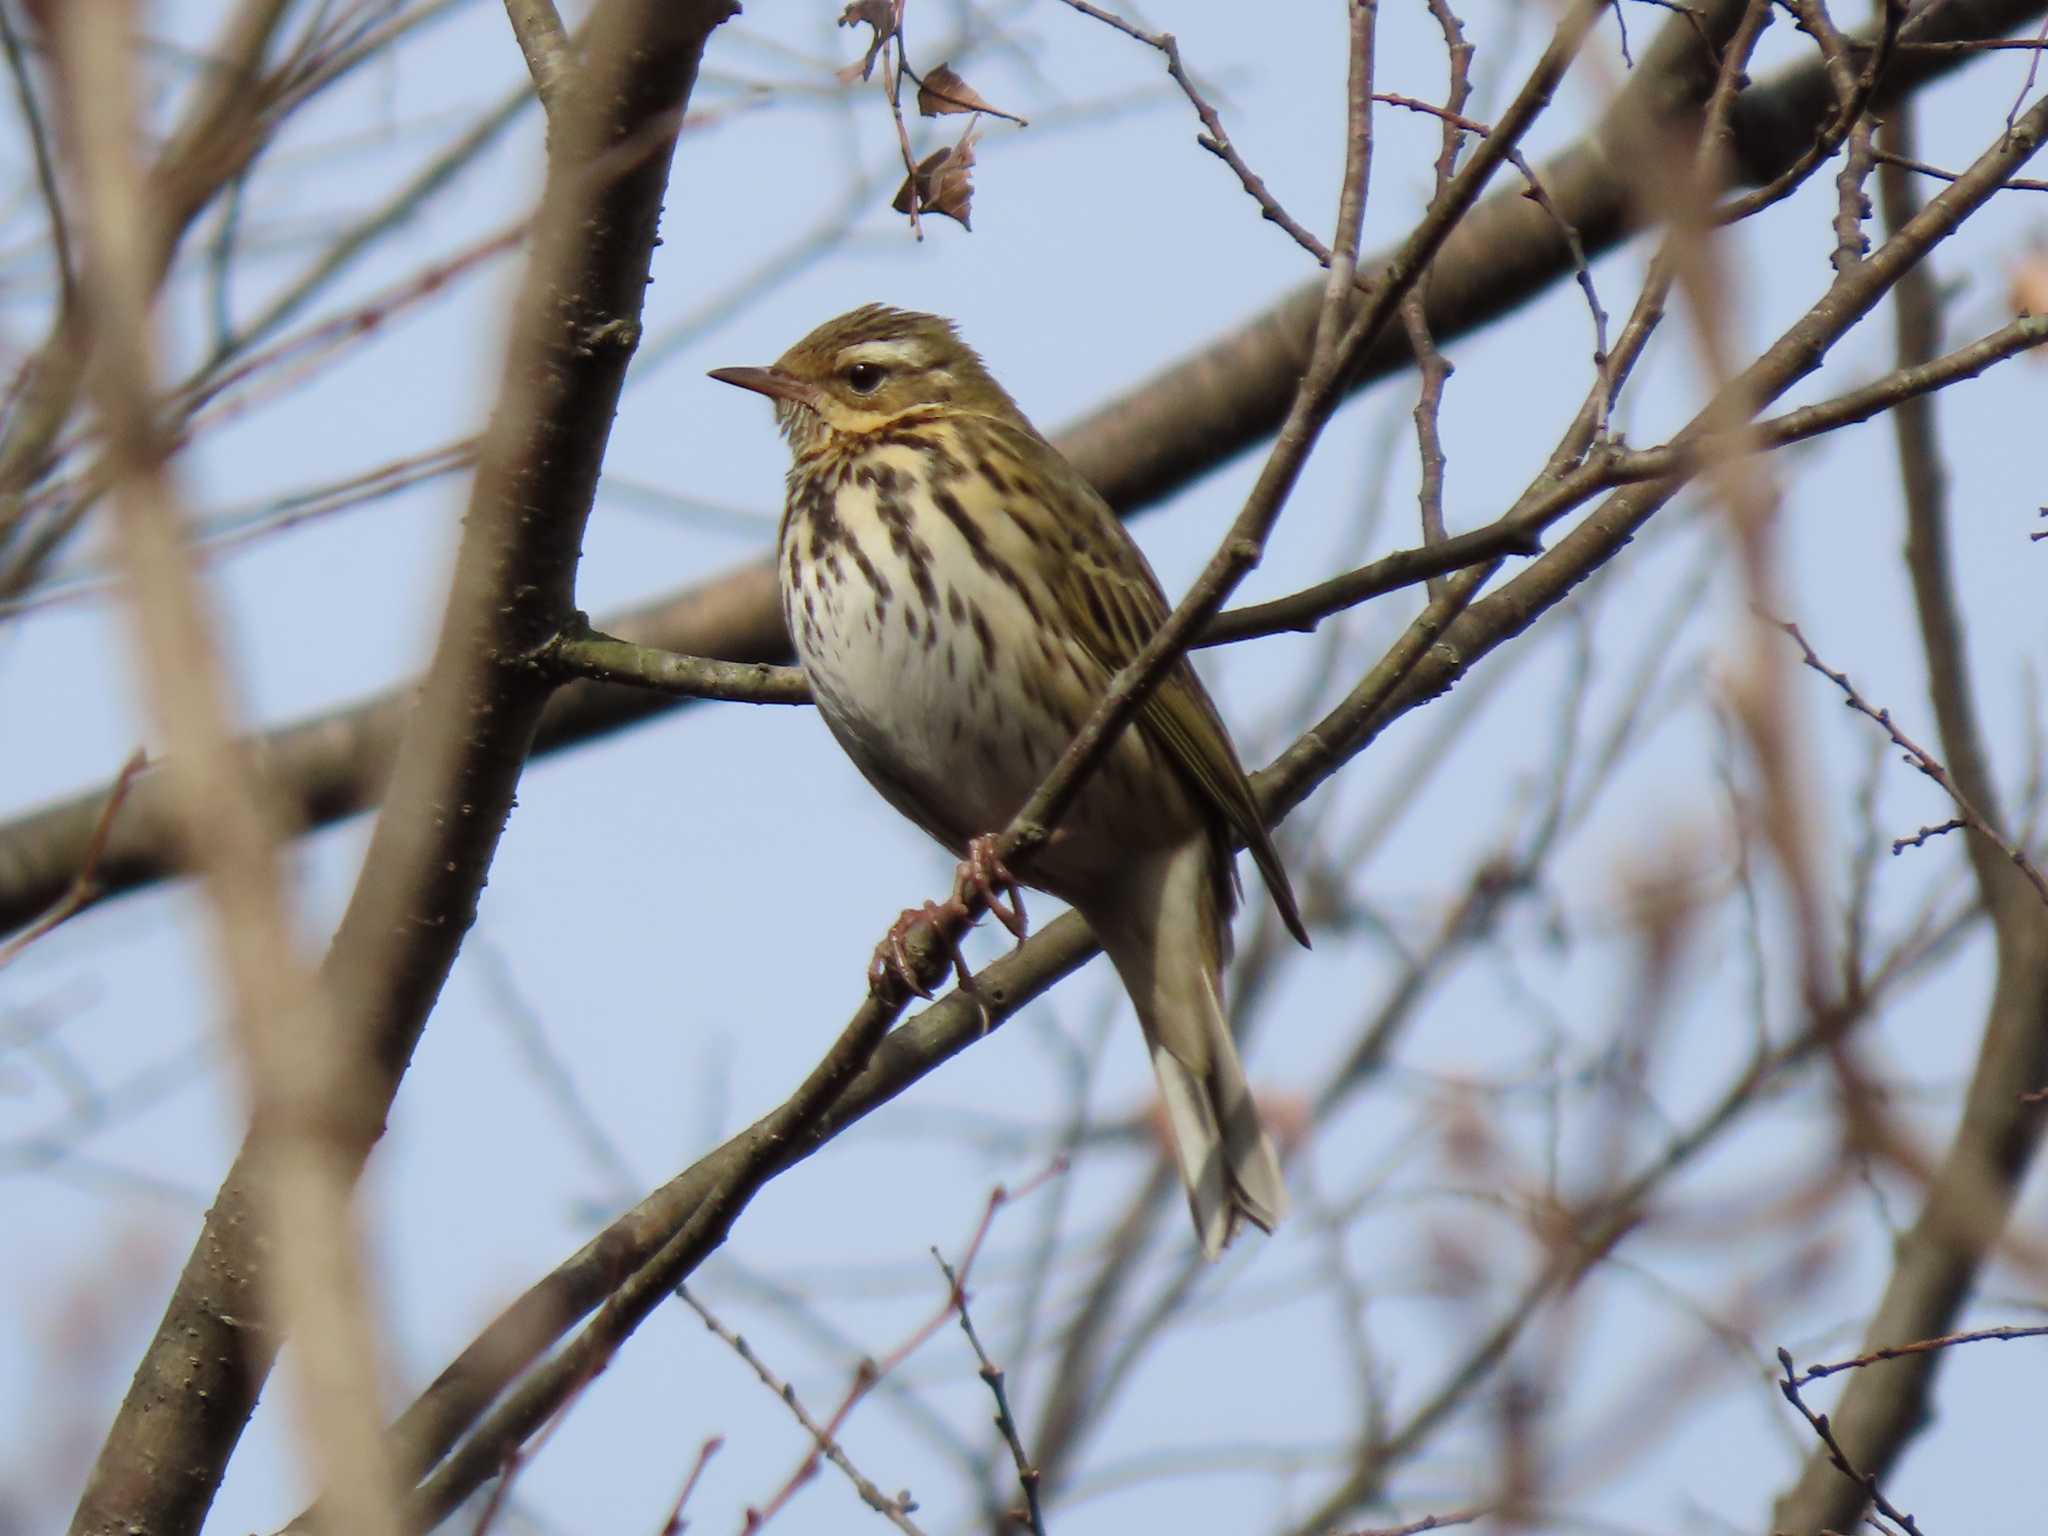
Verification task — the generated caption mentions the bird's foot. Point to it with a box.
[952,833,1029,942]
[866,837,1028,1022]
[869,898,979,1002]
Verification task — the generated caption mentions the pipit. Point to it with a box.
[712,305,1308,1257]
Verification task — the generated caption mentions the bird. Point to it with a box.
[710,304,1309,1258]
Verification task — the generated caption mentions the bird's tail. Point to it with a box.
[1089,841,1288,1260]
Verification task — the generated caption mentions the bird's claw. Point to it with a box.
[869,898,975,1001]
[954,833,1029,942]
[866,837,1028,1018]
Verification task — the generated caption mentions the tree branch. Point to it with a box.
[1767,98,2048,1536]
[64,4,737,1534]
[56,4,407,1530]
[0,0,294,580]
[503,0,576,118]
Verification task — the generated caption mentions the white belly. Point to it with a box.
[778,452,1204,890]
[783,493,1062,848]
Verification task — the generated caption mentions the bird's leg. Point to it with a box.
[952,832,1029,942]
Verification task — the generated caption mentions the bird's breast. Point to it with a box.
[779,448,1079,836]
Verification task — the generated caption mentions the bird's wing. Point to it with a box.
[1055,530,1308,947]
[971,416,1308,948]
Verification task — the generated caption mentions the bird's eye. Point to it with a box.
[845,362,886,395]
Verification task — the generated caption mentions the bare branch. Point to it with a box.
[1341,1510,1486,1536]
[1871,146,2048,192]
[1,0,296,573]
[56,4,403,1532]
[1785,1324,2048,1386]
[931,1250,1047,1536]
[504,0,577,116]
[1762,133,2048,1517]
[1774,619,2048,910]
[546,628,812,704]
[679,1291,929,1536]
[0,748,144,969]
[0,0,74,304]
[998,0,1614,877]
[1776,1347,1929,1536]
[65,3,740,1532]
[657,1438,724,1536]
[1054,0,1334,265]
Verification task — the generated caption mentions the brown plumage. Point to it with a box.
[712,305,1307,1256]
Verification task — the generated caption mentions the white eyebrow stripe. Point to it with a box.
[836,339,925,370]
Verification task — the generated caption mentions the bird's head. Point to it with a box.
[710,304,1022,455]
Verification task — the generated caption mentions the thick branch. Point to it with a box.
[64,4,736,1535]
[59,4,402,1531]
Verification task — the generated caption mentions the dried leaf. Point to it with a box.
[916,62,999,119]
[837,0,900,82]
[838,0,899,33]
[892,125,979,230]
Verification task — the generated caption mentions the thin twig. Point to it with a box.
[733,1166,1061,1533]
[1870,146,2048,193]
[1404,0,1464,586]
[1774,619,2048,909]
[1053,0,1334,265]
[997,0,1615,876]
[1832,113,1878,270]
[1211,311,2048,646]
[1716,0,1908,227]
[1886,35,2048,55]
[1892,818,1965,854]
[679,1291,928,1536]
[0,440,480,620]
[1369,86,1612,433]
[1340,1509,1487,1536]
[0,748,146,969]
[1782,1323,2048,1387]
[658,1437,724,1536]
[1775,1347,1928,1536]
[932,1250,1047,1536]
[2006,11,2048,134]
[0,0,75,304]
[883,33,925,239]
[1510,145,1614,434]
[1330,0,1379,276]
[1370,90,1486,137]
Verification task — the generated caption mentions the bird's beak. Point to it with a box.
[708,365,822,411]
